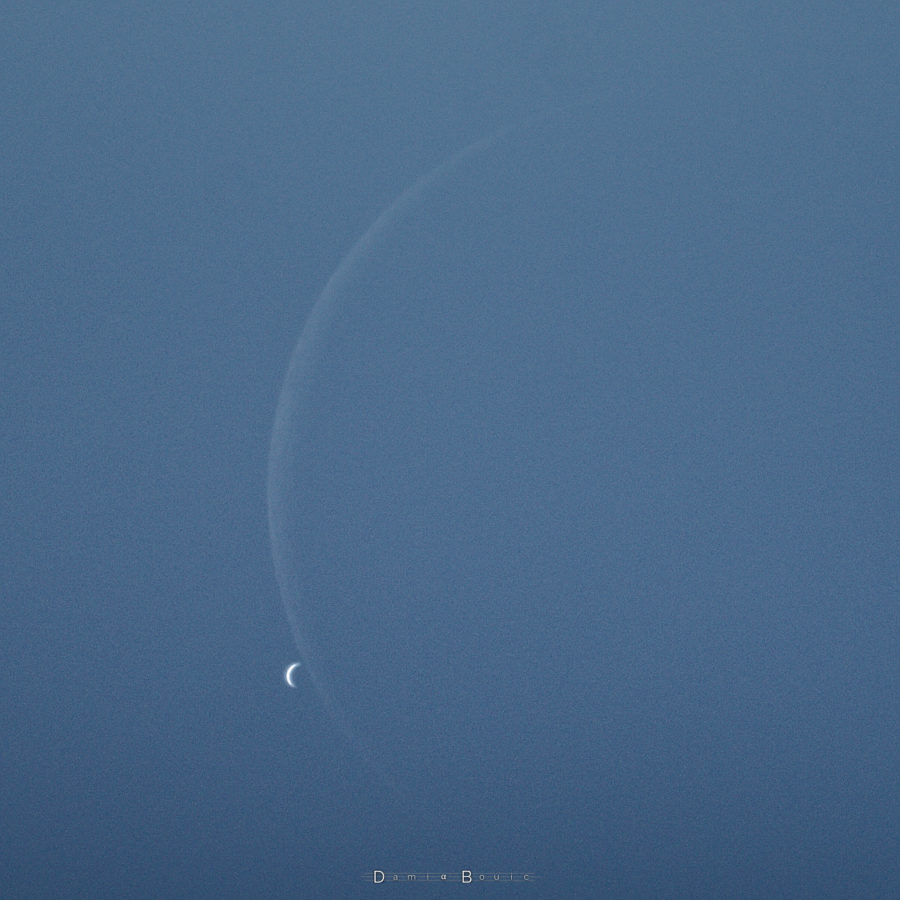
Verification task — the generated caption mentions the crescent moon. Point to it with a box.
[268,133,505,709]
[284,662,302,688]
[267,123,530,790]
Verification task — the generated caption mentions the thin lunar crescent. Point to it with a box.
[267,126,515,790]
[267,133,504,717]
[284,662,302,688]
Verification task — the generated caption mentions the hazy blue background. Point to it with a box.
[2,3,897,898]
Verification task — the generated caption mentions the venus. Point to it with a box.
[283,662,302,688]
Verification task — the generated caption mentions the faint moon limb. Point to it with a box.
[267,131,506,742]
[284,662,302,688]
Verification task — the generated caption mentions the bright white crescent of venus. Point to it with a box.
[284,662,302,688]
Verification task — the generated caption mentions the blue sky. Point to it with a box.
[2,4,897,897]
